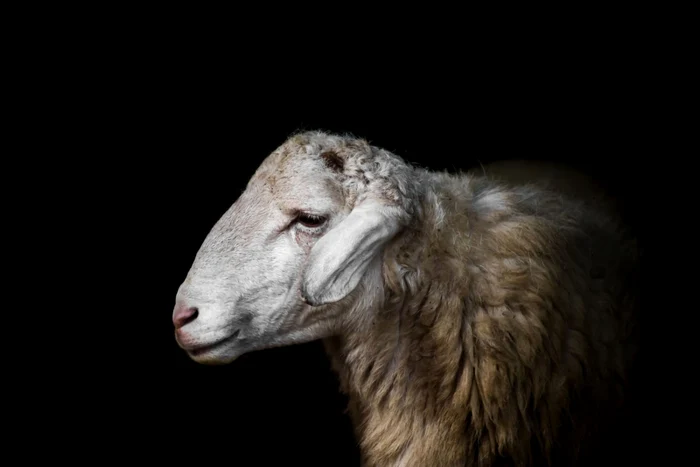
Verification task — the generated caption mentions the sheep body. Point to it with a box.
[295,134,638,466]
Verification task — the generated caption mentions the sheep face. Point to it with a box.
[173,133,410,365]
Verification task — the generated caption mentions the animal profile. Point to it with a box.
[173,131,639,466]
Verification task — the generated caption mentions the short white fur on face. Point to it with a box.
[173,132,410,364]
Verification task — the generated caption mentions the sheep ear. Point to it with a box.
[301,199,404,306]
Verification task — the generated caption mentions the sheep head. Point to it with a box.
[173,132,415,364]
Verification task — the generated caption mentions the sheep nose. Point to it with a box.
[173,304,199,329]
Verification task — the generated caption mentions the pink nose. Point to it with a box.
[173,304,199,329]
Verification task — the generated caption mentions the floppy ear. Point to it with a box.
[301,199,405,305]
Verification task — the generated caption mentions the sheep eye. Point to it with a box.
[296,213,327,228]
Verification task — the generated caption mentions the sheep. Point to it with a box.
[172,131,639,467]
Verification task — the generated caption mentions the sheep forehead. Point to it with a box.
[248,131,370,201]
[258,131,367,170]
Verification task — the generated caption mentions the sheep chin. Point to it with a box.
[187,339,242,366]
[189,351,239,366]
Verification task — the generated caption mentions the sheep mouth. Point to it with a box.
[187,329,241,357]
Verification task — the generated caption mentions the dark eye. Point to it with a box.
[296,213,327,228]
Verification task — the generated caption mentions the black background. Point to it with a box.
[60,44,666,465]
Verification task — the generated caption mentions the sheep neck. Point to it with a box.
[323,176,477,466]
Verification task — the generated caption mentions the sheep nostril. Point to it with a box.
[173,306,199,329]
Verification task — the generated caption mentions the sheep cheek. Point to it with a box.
[294,229,318,253]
